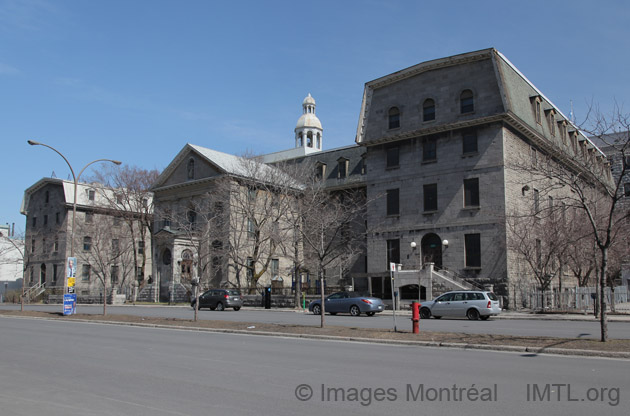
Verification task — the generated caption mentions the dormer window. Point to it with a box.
[337,157,349,179]
[88,189,95,201]
[422,99,435,121]
[315,162,327,181]
[545,109,556,136]
[460,90,474,113]
[530,96,542,124]
[558,121,568,144]
[388,107,400,129]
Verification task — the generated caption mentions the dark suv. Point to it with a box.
[191,289,243,311]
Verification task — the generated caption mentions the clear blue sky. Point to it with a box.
[2,0,629,235]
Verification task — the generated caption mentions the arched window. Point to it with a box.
[298,132,303,147]
[460,90,474,113]
[316,133,321,149]
[307,132,313,148]
[423,99,435,121]
[187,158,195,180]
[388,107,400,129]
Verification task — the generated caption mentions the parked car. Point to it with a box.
[309,291,385,316]
[419,291,501,320]
[191,289,243,311]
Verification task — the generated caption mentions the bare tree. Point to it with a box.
[509,104,629,341]
[89,165,158,289]
[297,178,368,328]
[77,216,135,315]
[218,155,300,294]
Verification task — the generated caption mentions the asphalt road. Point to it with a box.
[0,316,627,416]
[1,304,629,339]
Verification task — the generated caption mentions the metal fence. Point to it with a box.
[525,286,628,311]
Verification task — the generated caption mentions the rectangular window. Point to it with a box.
[464,234,481,268]
[422,137,437,162]
[42,237,47,253]
[44,215,48,226]
[54,236,59,252]
[386,146,399,168]
[315,163,326,180]
[247,218,255,237]
[423,184,438,212]
[463,178,479,207]
[32,216,37,227]
[112,239,120,255]
[246,257,254,281]
[113,216,121,226]
[138,241,145,255]
[83,236,92,251]
[536,239,542,269]
[31,239,35,253]
[56,212,60,224]
[53,264,58,284]
[271,259,279,279]
[534,189,540,213]
[531,147,537,165]
[386,188,400,216]
[337,159,347,179]
[82,264,91,281]
[462,130,478,154]
[111,265,119,284]
[88,190,95,201]
[85,212,93,223]
[624,183,630,197]
[386,239,400,267]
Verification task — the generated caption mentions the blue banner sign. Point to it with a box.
[63,294,76,316]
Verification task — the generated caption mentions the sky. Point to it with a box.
[1,0,629,236]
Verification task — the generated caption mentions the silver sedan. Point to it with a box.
[309,291,385,316]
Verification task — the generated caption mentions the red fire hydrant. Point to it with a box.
[411,301,421,334]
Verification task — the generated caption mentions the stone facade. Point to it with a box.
[21,178,153,301]
[356,48,611,306]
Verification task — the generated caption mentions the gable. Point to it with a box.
[159,149,223,188]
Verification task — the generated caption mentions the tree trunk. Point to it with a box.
[599,248,608,342]
[319,267,325,328]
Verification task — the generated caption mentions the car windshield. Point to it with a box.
[487,292,498,301]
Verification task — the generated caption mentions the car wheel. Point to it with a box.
[233,307,241,311]
[216,302,225,311]
[349,305,361,317]
[419,308,431,319]
[480,315,489,321]
[210,306,216,311]
[366,312,375,317]
[330,312,337,315]
[466,308,480,320]
[312,304,321,315]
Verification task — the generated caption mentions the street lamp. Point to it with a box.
[27,140,122,257]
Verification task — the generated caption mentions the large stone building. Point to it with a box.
[21,178,153,302]
[151,94,368,301]
[356,48,611,306]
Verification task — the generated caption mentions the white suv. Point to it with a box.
[419,291,501,320]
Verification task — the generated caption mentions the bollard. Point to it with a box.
[411,301,421,334]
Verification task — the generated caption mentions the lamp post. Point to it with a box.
[28,140,121,313]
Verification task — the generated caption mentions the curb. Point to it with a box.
[2,314,628,360]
